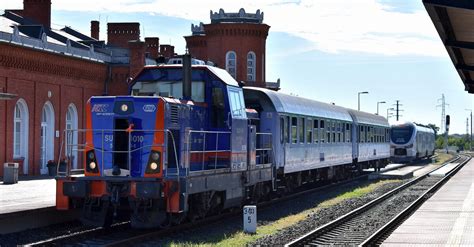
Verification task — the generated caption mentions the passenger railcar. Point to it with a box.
[390,121,435,162]
[55,59,391,228]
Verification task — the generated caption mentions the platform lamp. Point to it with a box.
[376,101,386,115]
[358,91,369,111]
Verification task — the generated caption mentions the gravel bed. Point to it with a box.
[132,179,404,246]
[260,176,441,246]
[0,220,91,247]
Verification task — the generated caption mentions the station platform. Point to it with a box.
[383,158,474,246]
[0,178,79,234]
[0,178,56,215]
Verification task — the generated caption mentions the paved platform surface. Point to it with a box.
[378,165,423,179]
[430,163,459,177]
[0,178,56,215]
[383,159,474,246]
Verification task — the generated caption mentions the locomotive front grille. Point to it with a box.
[394,148,407,155]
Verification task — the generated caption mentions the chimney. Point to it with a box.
[128,40,146,78]
[159,45,175,59]
[145,37,160,59]
[23,0,52,28]
[107,22,140,49]
[91,20,99,40]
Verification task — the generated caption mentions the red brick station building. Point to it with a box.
[0,1,272,176]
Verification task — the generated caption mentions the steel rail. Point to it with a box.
[285,154,462,247]
[29,171,372,246]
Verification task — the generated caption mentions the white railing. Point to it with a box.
[0,31,111,62]
[256,132,273,166]
[57,129,179,177]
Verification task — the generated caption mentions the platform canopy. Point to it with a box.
[423,0,474,93]
[0,93,17,100]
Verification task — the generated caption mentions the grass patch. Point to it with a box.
[168,179,400,247]
[433,152,454,166]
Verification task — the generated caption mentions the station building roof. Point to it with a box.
[423,0,474,94]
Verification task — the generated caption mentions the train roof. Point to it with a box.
[348,110,390,127]
[243,87,353,121]
[138,64,240,87]
[391,121,435,134]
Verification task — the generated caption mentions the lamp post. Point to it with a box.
[387,107,394,119]
[358,91,369,111]
[376,101,386,115]
[466,109,472,151]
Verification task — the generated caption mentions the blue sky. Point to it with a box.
[3,0,473,134]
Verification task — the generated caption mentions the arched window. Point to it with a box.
[247,51,256,81]
[40,101,55,174]
[13,98,29,174]
[226,51,237,79]
[65,104,78,169]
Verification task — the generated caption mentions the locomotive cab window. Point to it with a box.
[132,81,205,102]
[227,87,246,118]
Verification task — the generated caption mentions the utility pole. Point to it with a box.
[437,94,449,134]
[393,100,403,121]
[467,117,469,142]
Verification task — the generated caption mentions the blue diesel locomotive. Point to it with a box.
[56,56,390,228]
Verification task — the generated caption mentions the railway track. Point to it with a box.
[285,154,470,247]
[27,171,373,246]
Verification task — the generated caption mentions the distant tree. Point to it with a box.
[427,123,440,137]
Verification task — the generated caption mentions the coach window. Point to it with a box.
[300,117,305,143]
[327,121,331,143]
[320,120,325,143]
[280,117,284,144]
[287,116,291,144]
[332,121,336,143]
[313,119,319,143]
[338,122,342,143]
[307,119,313,143]
[371,127,374,143]
[349,124,353,142]
[291,117,298,144]
[359,126,364,143]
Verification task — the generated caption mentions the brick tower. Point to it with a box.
[185,8,270,88]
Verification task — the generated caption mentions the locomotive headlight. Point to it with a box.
[88,152,95,160]
[121,104,128,112]
[150,162,158,170]
[151,152,160,161]
[89,161,97,170]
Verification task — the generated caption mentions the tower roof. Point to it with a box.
[210,8,264,24]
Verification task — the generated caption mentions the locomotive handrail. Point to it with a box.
[255,132,274,166]
[57,128,179,178]
[185,130,232,175]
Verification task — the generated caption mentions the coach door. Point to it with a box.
[227,87,248,172]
